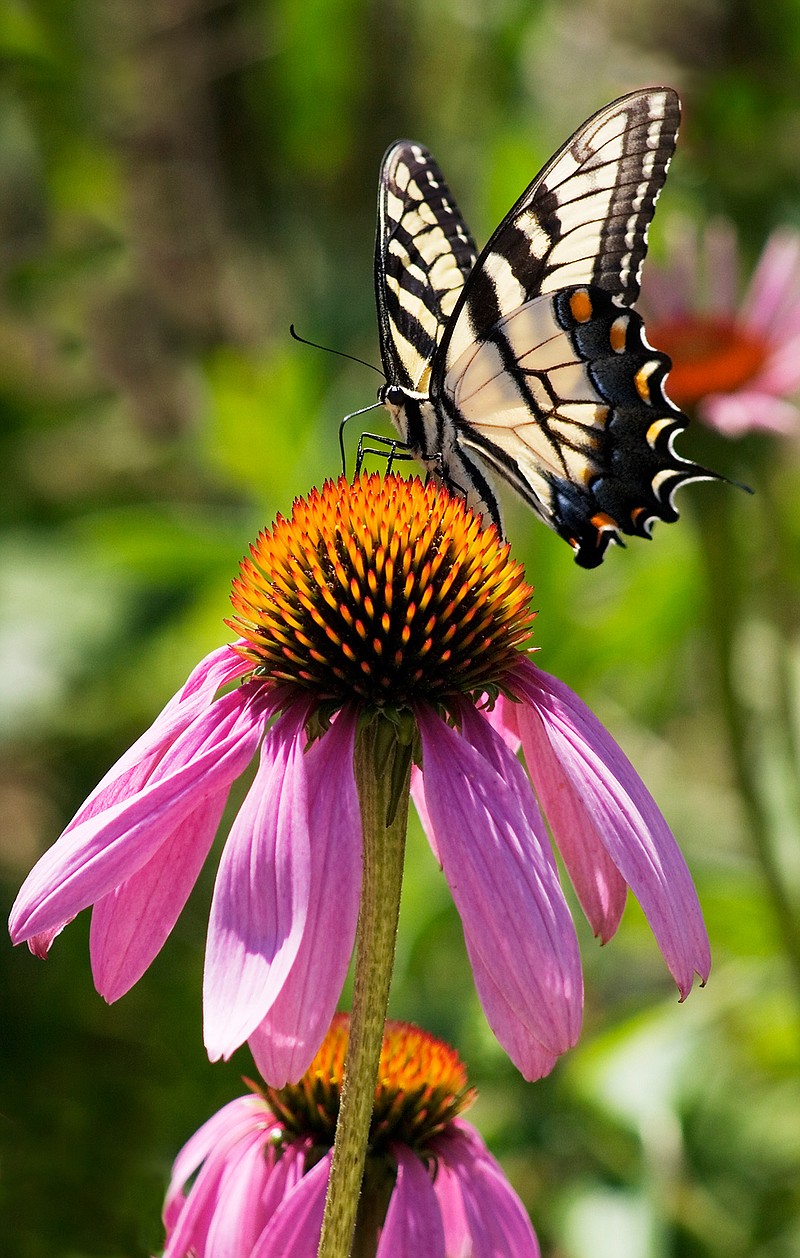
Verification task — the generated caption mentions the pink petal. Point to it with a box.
[434,1121,541,1258]
[248,708,362,1086]
[412,695,521,868]
[513,660,710,997]
[9,686,269,947]
[258,1138,309,1226]
[415,706,582,1057]
[251,1149,331,1258]
[456,700,554,863]
[410,765,440,864]
[701,390,800,437]
[509,692,628,942]
[756,334,800,395]
[17,649,253,960]
[164,1095,273,1228]
[164,1120,270,1258]
[204,700,315,1060]
[741,229,800,334]
[205,1131,278,1258]
[89,790,228,1001]
[68,644,252,828]
[467,947,560,1080]
[378,1145,445,1257]
[490,692,523,748]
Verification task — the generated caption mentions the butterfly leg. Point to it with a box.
[354,432,414,477]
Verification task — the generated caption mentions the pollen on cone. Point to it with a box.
[227,474,536,709]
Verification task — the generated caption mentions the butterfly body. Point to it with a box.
[373,88,718,568]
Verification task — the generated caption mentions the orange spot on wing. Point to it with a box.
[569,289,593,324]
[635,363,655,403]
[610,316,628,352]
[591,512,619,533]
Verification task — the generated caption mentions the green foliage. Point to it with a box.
[3,1,800,1255]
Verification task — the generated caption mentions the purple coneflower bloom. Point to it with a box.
[162,1015,541,1258]
[9,475,709,1084]
[643,220,800,436]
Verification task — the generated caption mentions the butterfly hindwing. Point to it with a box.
[443,284,699,562]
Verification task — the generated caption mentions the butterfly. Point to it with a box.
[373,86,718,568]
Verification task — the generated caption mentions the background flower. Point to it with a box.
[162,1016,541,1258]
[643,220,800,437]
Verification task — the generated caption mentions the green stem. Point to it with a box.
[316,714,411,1258]
[695,497,800,1008]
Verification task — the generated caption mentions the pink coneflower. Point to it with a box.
[9,475,709,1084]
[643,220,800,436]
[162,1015,541,1258]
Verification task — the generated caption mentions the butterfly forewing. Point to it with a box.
[375,141,478,390]
[437,88,680,373]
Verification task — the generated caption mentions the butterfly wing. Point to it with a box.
[431,87,711,567]
[375,141,478,391]
[439,86,679,365]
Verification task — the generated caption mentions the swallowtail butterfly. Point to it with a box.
[374,87,717,568]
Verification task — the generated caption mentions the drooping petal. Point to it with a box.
[756,334,800,395]
[505,686,628,942]
[251,1149,331,1258]
[9,685,270,949]
[204,699,315,1061]
[415,706,582,1059]
[164,1117,271,1258]
[248,707,362,1087]
[456,700,554,867]
[204,1131,278,1258]
[377,1145,445,1258]
[164,1095,274,1231]
[68,643,253,828]
[257,1137,309,1226]
[89,790,228,1001]
[487,691,523,750]
[434,1121,541,1258]
[466,947,559,1081]
[513,659,711,997]
[412,696,521,869]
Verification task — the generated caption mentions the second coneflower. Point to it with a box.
[9,474,710,1084]
[162,1015,541,1257]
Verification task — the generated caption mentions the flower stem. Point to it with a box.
[695,494,800,1010]
[317,713,412,1258]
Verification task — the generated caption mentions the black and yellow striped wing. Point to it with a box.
[375,141,477,391]
[375,89,719,567]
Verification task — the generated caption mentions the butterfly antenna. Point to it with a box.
[289,325,384,377]
[339,402,383,475]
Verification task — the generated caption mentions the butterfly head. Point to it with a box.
[377,383,407,408]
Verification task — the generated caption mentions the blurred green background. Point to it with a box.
[2,0,800,1254]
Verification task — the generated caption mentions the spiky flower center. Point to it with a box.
[650,314,768,407]
[228,474,535,710]
[263,1014,475,1154]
